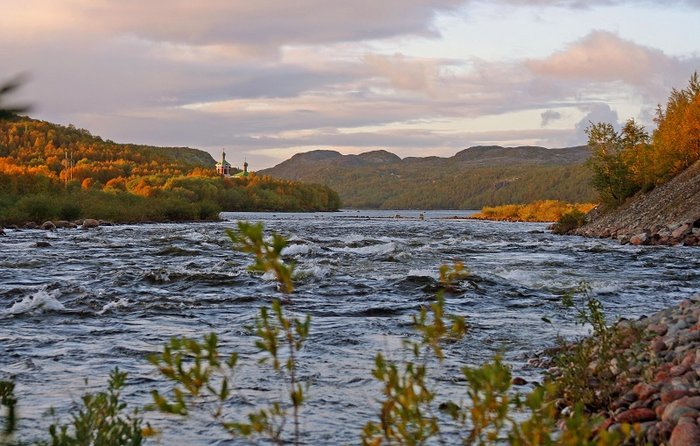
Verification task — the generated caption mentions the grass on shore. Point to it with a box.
[471,200,596,223]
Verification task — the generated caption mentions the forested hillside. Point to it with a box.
[260,146,595,209]
[0,116,340,224]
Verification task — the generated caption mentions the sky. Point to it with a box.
[2,0,700,169]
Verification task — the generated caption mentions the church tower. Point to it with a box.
[215,149,232,176]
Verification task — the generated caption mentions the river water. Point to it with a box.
[1,210,699,444]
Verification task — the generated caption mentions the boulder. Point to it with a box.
[672,223,691,240]
[670,418,700,446]
[0,228,4,236]
[55,220,78,229]
[617,234,631,245]
[41,221,56,231]
[35,241,51,248]
[616,408,656,424]
[630,232,649,245]
[23,221,38,229]
[662,397,700,424]
[98,220,114,226]
[82,218,100,229]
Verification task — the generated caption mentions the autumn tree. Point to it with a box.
[652,71,700,182]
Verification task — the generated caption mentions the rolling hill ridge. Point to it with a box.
[260,145,595,209]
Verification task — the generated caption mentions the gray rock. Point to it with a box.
[55,220,78,229]
[672,223,691,239]
[82,218,100,229]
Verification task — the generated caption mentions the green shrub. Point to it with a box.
[47,368,146,446]
[58,201,82,221]
[15,193,57,222]
[552,208,587,234]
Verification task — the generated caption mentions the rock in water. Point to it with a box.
[55,220,78,229]
[41,221,56,231]
[82,219,100,229]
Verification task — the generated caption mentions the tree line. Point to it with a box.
[0,116,340,224]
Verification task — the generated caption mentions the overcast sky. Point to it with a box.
[3,0,699,168]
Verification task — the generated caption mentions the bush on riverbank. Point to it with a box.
[551,208,589,234]
[472,200,596,223]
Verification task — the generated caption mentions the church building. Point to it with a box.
[215,150,232,177]
[215,150,249,177]
[233,159,249,178]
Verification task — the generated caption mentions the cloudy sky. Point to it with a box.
[2,1,699,168]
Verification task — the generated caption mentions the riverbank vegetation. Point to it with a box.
[587,72,700,207]
[0,116,340,225]
[472,200,596,223]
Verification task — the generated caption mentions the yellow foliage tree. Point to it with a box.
[652,71,700,183]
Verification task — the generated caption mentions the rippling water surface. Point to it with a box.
[2,210,699,444]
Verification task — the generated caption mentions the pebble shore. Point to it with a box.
[572,295,700,444]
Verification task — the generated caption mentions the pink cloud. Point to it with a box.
[526,31,687,96]
[363,53,439,92]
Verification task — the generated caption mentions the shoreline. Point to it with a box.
[547,295,700,444]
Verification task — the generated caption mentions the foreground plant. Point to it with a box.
[361,263,469,445]
[226,221,295,294]
[47,368,145,446]
[1,381,17,445]
[552,283,644,412]
[150,221,308,445]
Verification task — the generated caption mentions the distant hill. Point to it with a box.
[259,145,596,209]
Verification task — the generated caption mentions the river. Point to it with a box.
[1,210,699,444]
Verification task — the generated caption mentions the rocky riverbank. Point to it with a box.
[553,295,700,444]
[573,160,700,246]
